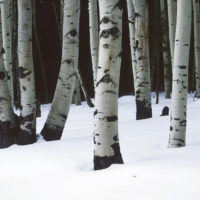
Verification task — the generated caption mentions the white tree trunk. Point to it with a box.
[17,0,36,145]
[93,0,123,170]
[0,0,13,103]
[169,0,192,148]
[161,0,171,99]
[132,0,152,120]
[193,0,200,97]
[167,0,177,65]
[41,0,80,141]
[127,0,136,92]
[89,0,99,86]
[0,9,15,148]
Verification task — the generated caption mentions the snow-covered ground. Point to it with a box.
[0,93,200,200]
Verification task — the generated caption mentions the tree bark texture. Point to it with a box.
[161,0,171,99]
[132,0,152,120]
[17,0,36,145]
[41,0,80,141]
[193,0,200,97]
[0,0,13,103]
[89,0,99,87]
[169,0,192,148]
[93,0,124,170]
[167,0,177,66]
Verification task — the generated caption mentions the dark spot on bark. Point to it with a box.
[180,120,186,127]
[69,29,77,37]
[94,110,98,116]
[96,74,115,87]
[170,126,173,131]
[178,66,186,69]
[0,72,5,80]
[62,59,73,65]
[97,143,101,145]
[104,69,109,73]
[22,86,26,91]
[103,44,109,49]
[40,123,63,141]
[105,90,116,95]
[19,67,31,78]
[102,17,109,24]
[113,135,118,142]
[19,114,34,124]
[1,48,5,55]
[106,115,118,122]
[174,118,180,121]
[60,114,67,120]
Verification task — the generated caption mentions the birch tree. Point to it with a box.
[167,0,177,65]
[0,0,13,102]
[169,0,192,148]
[132,0,152,120]
[193,0,200,97]
[0,9,16,148]
[161,0,171,98]
[89,0,99,86]
[41,0,80,141]
[93,0,123,170]
[17,0,36,145]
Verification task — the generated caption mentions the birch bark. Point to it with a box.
[17,0,36,145]
[89,0,99,86]
[161,0,171,99]
[41,0,80,141]
[93,0,123,170]
[0,0,13,102]
[132,0,152,120]
[193,0,200,97]
[0,9,15,148]
[127,0,136,91]
[167,0,177,65]
[169,0,192,148]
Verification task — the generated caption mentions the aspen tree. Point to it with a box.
[167,0,177,65]
[161,0,171,98]
[93,0,123,170]
[193,0,200,97]
[132,0,152,120]
[89,0,99,86]
[41,0,80,141]
[0,0,13,102]
[169,0,192,148]
[17,0,36,145]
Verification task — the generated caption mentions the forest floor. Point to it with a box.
[0,93,200,200]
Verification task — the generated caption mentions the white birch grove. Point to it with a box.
[169,0,192,148]
[93,0,123,170]
[0,10,15,148]
[41,0,80,141]
[193,0,200,97]
[132,0,152,120]
[17,0,36,145]
[160,0,171,99]
[167,0,177,65]
[89,0,99,86]
[0,0,13,102]
[127,0,136,92]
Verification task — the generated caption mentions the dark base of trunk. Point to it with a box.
[40,123,63,141]
[0,121,14,148]
[165,93,171,99]
[16,129,37,145]
[94,143,124,170]
[136,100,152,120]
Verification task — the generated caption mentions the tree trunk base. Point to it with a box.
[94,143,123,170]
[41,123,62,141]
[136,100,152,120]
[0,121,14,148]
[16,129,37,145]
[168,143,185,148]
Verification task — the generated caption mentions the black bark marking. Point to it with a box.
[19,114,34,124]
[112,0,123,11]
[22,86,26,91]
[94,143,123,170]
[0,72,6,80]
[64,29,77,38]
[1,48,5,54]
[19,67,31,78]
[40,123,63,141]
[94,110,98,116]
[136,99,152,120]
[100,27,120,39]
[178,65,186,69]
[170,126,173,131]
[113,135,118,142]
[180,120,186,127]
[61,59,73,65]
[103,44,109,49]
[105,90,116,95]
[96,74,115,87]
[104,115,118,122]
[59,114,67,120]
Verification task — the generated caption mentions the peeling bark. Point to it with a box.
[169,0,192,148]
[93,0,123,170]
[41,0,80,141]
[17,0,36,145]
